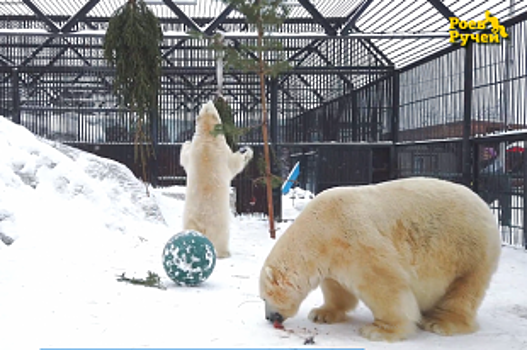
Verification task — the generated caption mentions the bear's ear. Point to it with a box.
[265,266,277,285]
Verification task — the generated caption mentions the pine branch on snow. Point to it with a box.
[117,271,166,290]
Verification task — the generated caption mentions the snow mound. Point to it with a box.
[0,116,164,246]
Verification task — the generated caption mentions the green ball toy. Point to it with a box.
[162,230,217,286]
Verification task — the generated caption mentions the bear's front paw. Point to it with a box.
[308,307,347,324]
[240,146,253,162]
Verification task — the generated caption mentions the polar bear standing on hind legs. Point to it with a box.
[180,101,253,258]
[260,177,501,341]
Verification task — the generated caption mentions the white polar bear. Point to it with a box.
[180,101,253,258]
[259,177,501,342]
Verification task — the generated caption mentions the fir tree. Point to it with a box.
[103,0,163,192]
[197,0,291,238]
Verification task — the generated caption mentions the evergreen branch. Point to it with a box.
[252,173,289,189]
[103,0,162,187]
[116,271,166,290]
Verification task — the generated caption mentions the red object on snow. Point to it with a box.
[273,320,284,329]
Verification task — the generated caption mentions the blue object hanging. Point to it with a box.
[282,161,300,195]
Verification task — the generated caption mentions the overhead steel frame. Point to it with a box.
[2,0,524,147]
[0,0,465,118]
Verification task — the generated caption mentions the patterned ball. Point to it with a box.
[162,230,216,286]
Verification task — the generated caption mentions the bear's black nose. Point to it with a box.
[269,312,284,324]
[264,300,284,323]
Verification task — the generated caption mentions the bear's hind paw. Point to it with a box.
[216,250,231,259]
[308,307,347,324]
[359,322,412,342]
[419,315,477,336]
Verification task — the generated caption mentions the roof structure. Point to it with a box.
[0,0,526,129]
[1,0,525,67]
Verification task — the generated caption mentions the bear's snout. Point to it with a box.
[265,300,284,324]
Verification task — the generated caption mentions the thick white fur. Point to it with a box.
[259,177,501,341]
[180,101,253,258]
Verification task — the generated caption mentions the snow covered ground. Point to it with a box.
[1,116,527,349]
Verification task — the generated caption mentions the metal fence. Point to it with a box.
[395,13,527,248]
[1,12,527,248]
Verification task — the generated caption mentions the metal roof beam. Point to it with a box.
[21,0,59,33]
[0,28,454,39]
[340,0,374,35]
[357,34,394,66]
[340,23,394,67]
[161,0,203,33]
[339,6,394,68]
[23,42,112,105]
[61,0,102,33]
[167,82,193,101]
[13,65,393,75]
[162,39,188,59]
[162,54,196,89]
[228,39,259,64]
[0,54,14,66]
[196,75,212,88]
[287,39,321,62]
[27,46,69,92]
[311,47,355,87]
[224,73,260,104]
[281,40,356,88]
[296,0,337,36]
[278,41,321,85]
[204,4,234,35]
[62,38,114,92]
[83,21,98,30]
[20,37,56,67]
[281,88,307,113]
[426,0,458,21]
[296,75,324,102]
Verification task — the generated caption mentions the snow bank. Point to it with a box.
[0,116,164,246]
[1,116,526,350]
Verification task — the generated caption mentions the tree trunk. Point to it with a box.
[257,23,276,239]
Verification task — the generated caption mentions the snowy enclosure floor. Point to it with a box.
[1,116,526,349]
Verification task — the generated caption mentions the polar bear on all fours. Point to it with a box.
[180,101,253,259]
[260,177,501,342]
